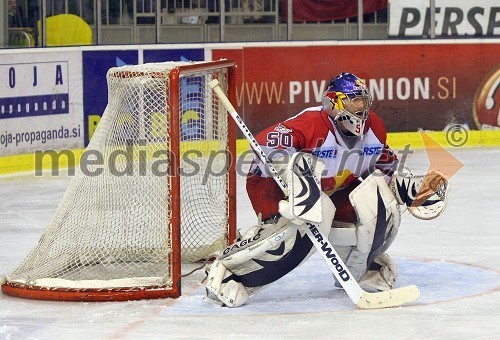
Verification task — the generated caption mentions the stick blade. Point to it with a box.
[357,285,420,310]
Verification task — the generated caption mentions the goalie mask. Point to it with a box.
[322,73,373,137]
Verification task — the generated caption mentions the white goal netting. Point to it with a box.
[3,61,234,297]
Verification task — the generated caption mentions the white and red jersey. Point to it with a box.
[246,106,397,221]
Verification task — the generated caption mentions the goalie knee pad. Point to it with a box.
[328,171,401,282]
[205,194,335,307]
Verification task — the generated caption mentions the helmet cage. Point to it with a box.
[323,87,372,136]
[336,91,371,119]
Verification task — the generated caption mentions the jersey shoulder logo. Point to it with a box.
[274,123,292,134]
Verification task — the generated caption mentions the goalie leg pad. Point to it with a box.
[206,259,249,307]
[328,171,401,284]
[359,252,398,292]
[206,193,335,307]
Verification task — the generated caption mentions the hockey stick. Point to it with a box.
[209,79,420,309]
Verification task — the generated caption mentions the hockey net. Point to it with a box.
[1,60,237,301]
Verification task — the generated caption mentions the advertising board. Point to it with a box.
[82,48,204,145]
[389,0,500,37]
[0,51,83,156]
[212,43,500,133]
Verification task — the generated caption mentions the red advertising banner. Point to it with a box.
[281,0,388,23]
[212,43,500,134]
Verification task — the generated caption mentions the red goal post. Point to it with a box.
[1,60,237,301]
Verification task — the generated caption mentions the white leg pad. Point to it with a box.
[206,259,249,307]
[218,280,249,307]
[328,171,401,283]
[206,193,336,307]
[359,252,398,292]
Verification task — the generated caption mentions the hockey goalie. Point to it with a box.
[206,72,449,307]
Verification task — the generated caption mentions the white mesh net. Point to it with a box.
[4,61,233,296]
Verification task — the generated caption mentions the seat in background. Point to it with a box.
[38,14,92,46]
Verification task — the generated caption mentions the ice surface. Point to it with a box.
[0,148,499,339]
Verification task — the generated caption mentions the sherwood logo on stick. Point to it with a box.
[307,223,350,282]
